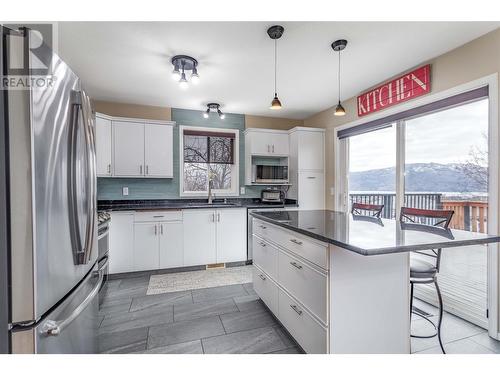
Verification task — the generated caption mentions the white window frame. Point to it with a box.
[334,74,499,338]
[179,125,240,197]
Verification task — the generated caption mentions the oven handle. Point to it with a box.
[41,268,104,336]
[97,225,110,240]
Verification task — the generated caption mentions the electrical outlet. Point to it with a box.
[123,187,129,196]
[240,187,245,195]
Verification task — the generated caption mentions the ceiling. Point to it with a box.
[58,22,499,120]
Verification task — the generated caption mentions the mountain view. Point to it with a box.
[349,163,488,193]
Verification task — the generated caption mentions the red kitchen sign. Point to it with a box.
[357,64,431,117]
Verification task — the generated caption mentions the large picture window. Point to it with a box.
[180,126,239,196]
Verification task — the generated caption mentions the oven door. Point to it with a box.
[98,255,109,306]
[97,222,110,261]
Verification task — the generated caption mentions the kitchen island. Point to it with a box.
[249,210,500,354]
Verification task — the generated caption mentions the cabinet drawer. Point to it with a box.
[278,250,327,324]
[253,219,272,238]
[278,289,327,354]
[272,226,328,269]
[134,210,182,222]
[252,235,278,280]
[252,265,278,316]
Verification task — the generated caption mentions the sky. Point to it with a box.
[348,99,489,172]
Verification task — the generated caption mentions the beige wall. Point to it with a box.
[245,114,304,130]
[304,27,500,210]
[94,100,172,121]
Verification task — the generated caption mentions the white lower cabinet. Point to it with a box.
[184,208,247,267]
[109,212,135,274]
[252,219,329,353]
[159,222,184,269]
[183,209,217,266]
[253,265,279,315]
[278,289,327,354]
[133,222,160,271]
[216,208,247,263]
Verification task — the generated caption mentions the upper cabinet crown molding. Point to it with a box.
[95,112,175,178]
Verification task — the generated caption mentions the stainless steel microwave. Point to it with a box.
[252,165,288,184]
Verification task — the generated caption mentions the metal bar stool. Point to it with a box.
[351,202,384,218]
[400,207,454,354]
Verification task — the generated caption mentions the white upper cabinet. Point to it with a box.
[96,115,112,176]
[245,129,289,156]
[268,133,289,155]
[95,113,175,178]
[113,121,145,177]
[216,208,247,263]
[144,123,173,177]
[297,130,325,171]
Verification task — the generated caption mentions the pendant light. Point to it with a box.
[267,25,284,110]
[331,39,348,116]
[171,55,199,89]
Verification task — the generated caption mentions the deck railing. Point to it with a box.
[349,193,488,233]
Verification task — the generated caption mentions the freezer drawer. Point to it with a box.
[11,262,102,354]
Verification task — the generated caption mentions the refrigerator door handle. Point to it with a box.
[80,90,97,264]
[67,91,86,264]
[41,269,104,337]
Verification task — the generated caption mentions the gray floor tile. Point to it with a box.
[415,337,495,354]
[118,276,151,289]
[99,305,173,334]
[242,282,257,296]
[202,326,287,354]
[219,304,278,333]
[174,298,238,322]
[233,294,264,311]
[148,315,225,348]
[102,284,148,302]
[130,291,193,313]
[268,347,303,354]
[469,332,500,353]
[410,313,485,353]
[99,298,133,316]
[138,340,203,354]
[274,326,297,348]
[192,284,248,303]
[99,327,148,354]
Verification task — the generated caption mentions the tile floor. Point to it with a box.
[98,274,500,354]
[98,275,303,354]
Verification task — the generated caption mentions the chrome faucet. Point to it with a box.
[208,179,213,204]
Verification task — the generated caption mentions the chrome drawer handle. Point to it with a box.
[290,305,303,315]
[260,242,266,247]
[290,262,303,270]
[259,225,267,229]
[153,215,164,218]
[259,274,266,281]
[290,239,303,245]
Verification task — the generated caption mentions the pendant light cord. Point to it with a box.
[274,38,277,96]
[338,49,341,103]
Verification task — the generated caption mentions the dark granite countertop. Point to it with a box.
[98,198,298,212]
[250,210,500,256]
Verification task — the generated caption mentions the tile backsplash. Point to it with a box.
[97,108,274,200]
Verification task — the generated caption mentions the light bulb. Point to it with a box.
[203,110,209,118]
[171,66,181,81]
[179,73,188,89]
[191,67,200,84]
[219,113,225,120]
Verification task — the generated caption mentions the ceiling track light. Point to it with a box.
[171,55,199,88]
[331,39,348,116]
[203,103,225,120]
[267,25,284,110]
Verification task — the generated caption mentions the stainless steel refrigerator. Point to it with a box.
[1,26,100,354]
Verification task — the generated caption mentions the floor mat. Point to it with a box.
[147,266,253,295]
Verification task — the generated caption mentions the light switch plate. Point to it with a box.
[123,187,129,196]
[240,187,245,195]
